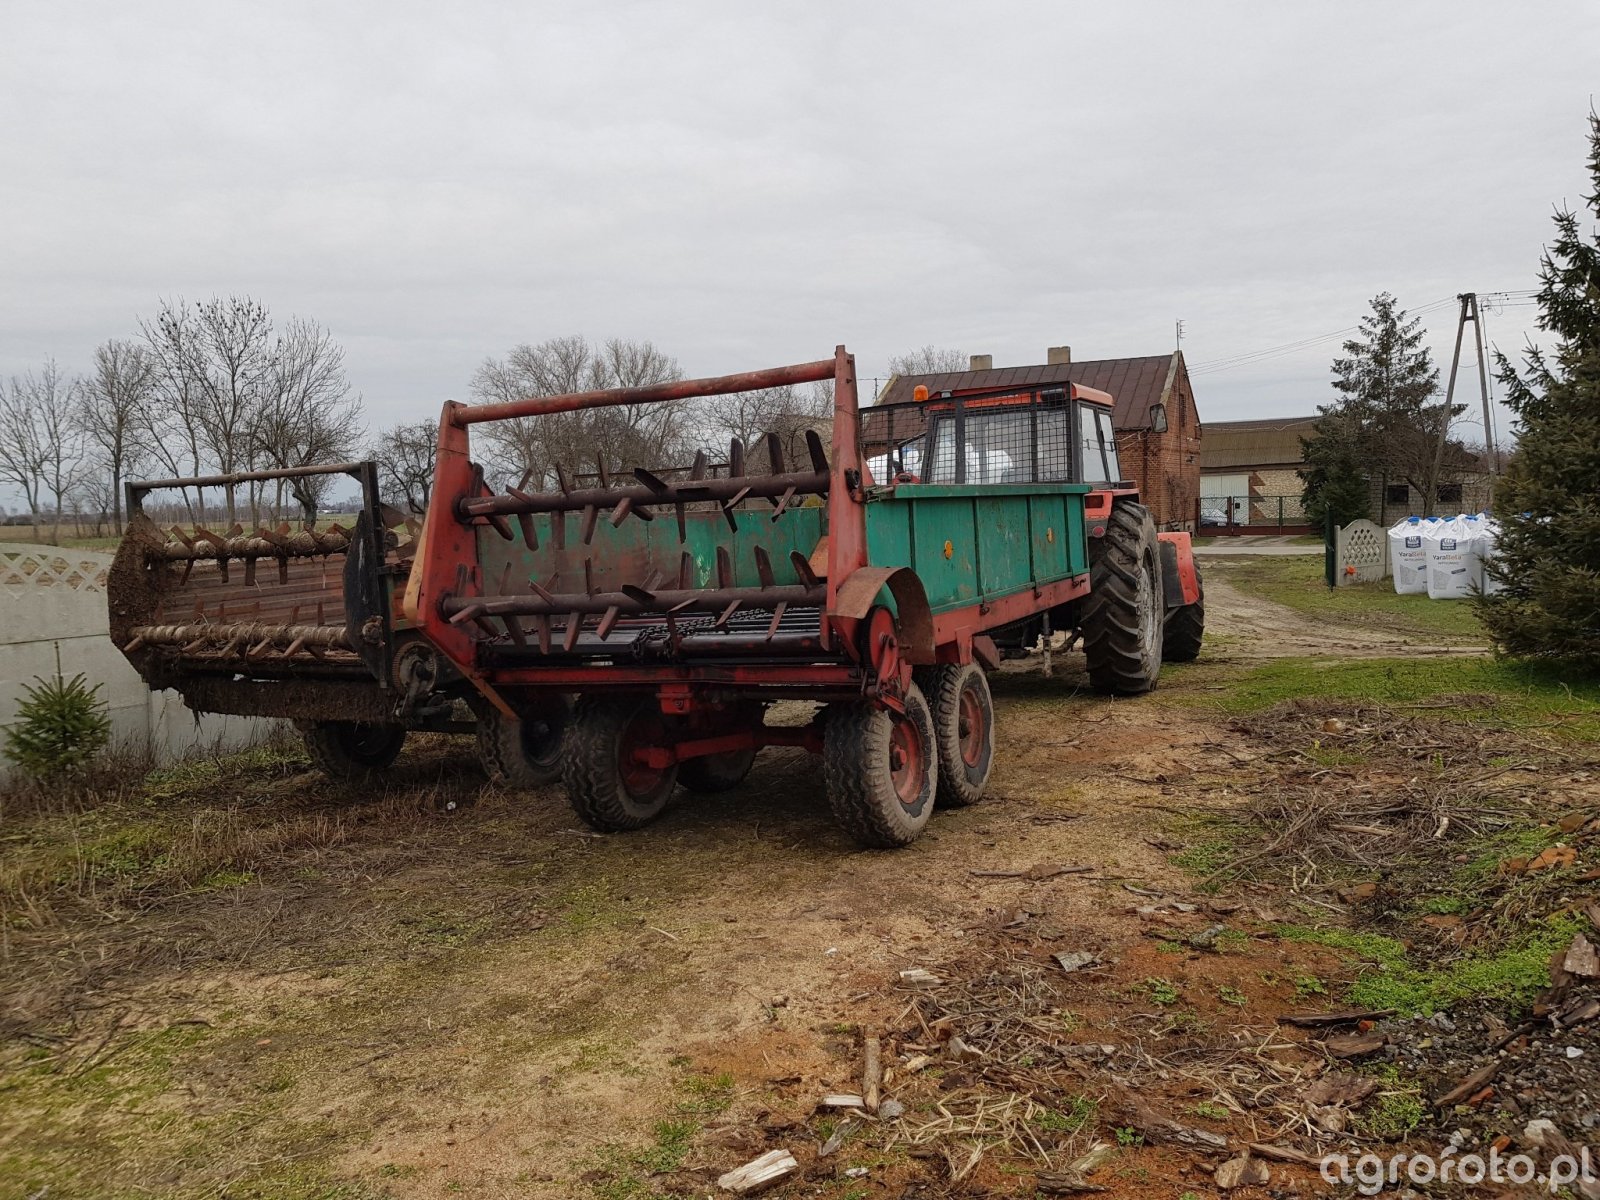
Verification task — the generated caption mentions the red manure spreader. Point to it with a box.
[398,346,1203,847]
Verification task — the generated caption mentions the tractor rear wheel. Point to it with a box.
[917,663,993,807]
[1081,499,1164,694]
[678,749,757,793]
[477,698,569,787]
[1162,563,1205,663]
[563,696,678,831]
[301,720,406,781]
[822,684,936,848]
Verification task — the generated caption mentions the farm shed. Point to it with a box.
[878,349,1202,530]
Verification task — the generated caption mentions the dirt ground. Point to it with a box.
[3,560,1594,1199]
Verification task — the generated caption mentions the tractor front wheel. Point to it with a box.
[300,720,407,781]
[1163,562,1206,663]
[477,699,569,787]
[563,696,678,831]
[1081,499,1164,694]
[917,663,994,807]
[822,684,937,849]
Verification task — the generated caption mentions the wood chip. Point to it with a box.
[817,1117,858,1157]
[1036,1173,1107,1194]
[1432,1060,1501,1108]
[1305,1072,1381,1108]
[898,968,942,988]
[945,1035,984,1062]
[1324,1033,1387,1058]
[717,1148,798,1194]
[820,1094,866,1109]
[1249,1142,1318,1165]
[1215,1155,1271,1190]
[1564,932,1600,979]
[1281,1009,1394,1027]
[862,1036,881,1114]
[970,863,1093,880]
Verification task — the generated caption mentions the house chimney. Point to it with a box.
[969,354,993,371]
[1047,345,1072,365]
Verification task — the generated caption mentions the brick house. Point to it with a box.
[876,348,1203,530]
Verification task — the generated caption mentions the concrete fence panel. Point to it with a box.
[1335,520,1388,586]
[0,543,280,777]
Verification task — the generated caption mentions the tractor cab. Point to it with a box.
[865,382,1126,489]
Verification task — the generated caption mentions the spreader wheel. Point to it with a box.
[563,696,678,831]
[1081,499,1164,695]
[917,663,994,808]
[300,720,406,781]
[822,683,937,849]
[678,749,757,793]
[1162,562,1205,663]
[477,698,570,787]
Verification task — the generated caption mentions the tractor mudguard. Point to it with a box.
[1158,531,1201,607]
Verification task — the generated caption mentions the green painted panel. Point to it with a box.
[865,484,1090,614]
[476,506,826,596]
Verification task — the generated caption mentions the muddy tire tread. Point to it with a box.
[1080,500,1163,695]
[563,695,676,832]
[918,663,992,808]
[302,721,406,781]
[1162,565,1205,663]
[822,684,935,849]
[477,701,567,787]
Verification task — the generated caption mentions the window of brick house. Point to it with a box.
[1435,482,1463,504]
[1385,484,1409,505]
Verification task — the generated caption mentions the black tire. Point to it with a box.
[822,684,937,849]
[301,720,406,781]
[678,749,757,793]
[917,663,994,808]
[1081,499,1164,694]
[563,695,678,832]
[1163,562,1205,663]
[477,699,569,786]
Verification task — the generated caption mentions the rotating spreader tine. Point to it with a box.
[789,551,820,589]
[379,502,408,529]
[765,432,785,475]
[729,437,745,479]
[689,449,708,481]
[771,486,797,521]
[507,488,539,549]
[716,545,733,589]
[753,545,776,589]
[805,428,829,473]
[580,504,599,545]
[722,486,750,532]
[677,550,693,590]
[766,603,787,641]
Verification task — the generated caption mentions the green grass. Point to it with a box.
[1278,914,1587,1015]
[1207,554,1485,641]
[1189,655,1600,738]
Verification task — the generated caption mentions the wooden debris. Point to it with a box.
[1304,1072,1380,1108]
[1036,1173,1107,1194]
[898,968,942,988]
[820,1094,866,1109]
[817,1117,859,1157]
[1215,1154,1271,1190]
[717,1148,798,1194]
[1249,1142,1318,1165]
[1324,1032,1387,1059]
[1053,950,1097,974]
[970,863,1093,880]
[1563,932,1600,978]
[1432,1060,1501,1108]
[945,1035,984,1062]
[862,1035,882,1114]
[900,1053,933,1074]
[1280,1008,1394,1027]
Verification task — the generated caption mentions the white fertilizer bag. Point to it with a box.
[1425,516,1480,600]
[1474,516,1505,596]
[1389,517,1430,594]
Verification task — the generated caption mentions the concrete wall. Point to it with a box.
[0,544,280,778]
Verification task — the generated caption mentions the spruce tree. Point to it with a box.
[1477,112,1600,670]
[1299,416,1371,527]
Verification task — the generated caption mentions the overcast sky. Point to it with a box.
[3,1,1596,455]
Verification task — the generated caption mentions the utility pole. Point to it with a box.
[1429,293,1498,514]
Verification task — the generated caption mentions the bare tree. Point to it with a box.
[372,420,438,514]
[0,376,50,537]
[0,362,84,542]
[250,317,363,522]
[887,345,968,376]
[141,296,275,524]
[76,338,156,533]
[470,336,686,485]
